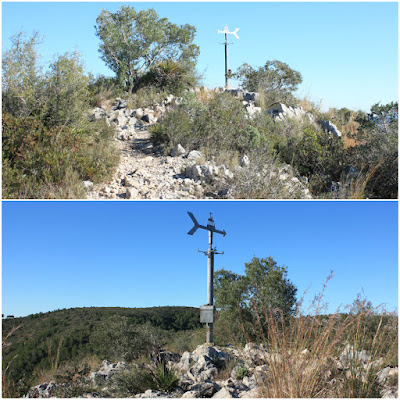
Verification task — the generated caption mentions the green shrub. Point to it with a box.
[2,112,119,199]
[113,363,178,396]
[276,126,345,194]
[151,92,250,158]
[235,364,249,380]
[136,60,199,95]
[88,74,123,107]
[127,86,168,110]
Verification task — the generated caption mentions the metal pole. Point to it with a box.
[225,33,229,89]
[206,230,214,343]
[187,212,225,345]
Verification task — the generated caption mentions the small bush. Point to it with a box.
[113,363,178,396]
[88,75,123,107]
[276,126,345,194]
[235,364,249,380]
[127,86,168,110]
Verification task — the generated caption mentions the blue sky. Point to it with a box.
[2,2,398,111]
[2,201,398,317]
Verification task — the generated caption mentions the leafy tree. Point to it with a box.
[235,60,302,107]
[214,256,297,344]
[95,6,199,93]
[2,31,44,117]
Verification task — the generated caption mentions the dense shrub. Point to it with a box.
[136,60,199,95]
[235,60,302,108]
[276,126,345,194]
[347,102,398,199]
[151,92,256,157]
[2,112,119,198]
[2,32,120,198]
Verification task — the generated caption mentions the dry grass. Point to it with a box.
[195,87,216,104]
[2,325,23,397]
[244,276,398,398]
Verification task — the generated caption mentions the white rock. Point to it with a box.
[212,387,234,398]
[239,155,250,167]
[187,150,203,162]
[82,181,94,190]
[171,144,186,157]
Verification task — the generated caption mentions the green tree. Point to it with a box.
[95,5,199,93]
[214,256,297,344]
[2,31,44,117]
[235,60,302,107]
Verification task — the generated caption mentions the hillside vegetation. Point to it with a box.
[2,260,397,398]
[2,306,202,395]
[2,5,398,199]
[2,304,397,398]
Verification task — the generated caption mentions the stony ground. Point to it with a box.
[26,343,398,398]
[86,126,207,200]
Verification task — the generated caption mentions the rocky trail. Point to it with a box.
[84,90,343,200]
[86,126,206,200]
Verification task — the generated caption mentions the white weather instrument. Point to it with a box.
[217,24,240,39]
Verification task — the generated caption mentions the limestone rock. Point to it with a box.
[186,150,203,162]
[126,187,138,199]
[90,107,105,121]
[318,119,342,137]
[171,144,186,157]
[212,387,234,398]
[239,155,250,168]
[82,180,93,190]
[135,389,173,398]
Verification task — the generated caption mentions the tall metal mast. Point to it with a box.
[187,212,226,343]
[217,25,239,89]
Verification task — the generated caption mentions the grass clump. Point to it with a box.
[244,277,398,398]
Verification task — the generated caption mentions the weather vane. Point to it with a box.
[217,24,240,89]
[188,212,226,344]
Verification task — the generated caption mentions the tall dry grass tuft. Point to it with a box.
[2,325,23,398]
[245,275,398,398]
[329,160,384,199]
[196,87,216,104]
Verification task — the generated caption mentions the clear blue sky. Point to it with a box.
[2,2,398,111]
[2,201,398,318]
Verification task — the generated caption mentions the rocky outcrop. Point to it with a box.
[90,360,127,384]
[25,342,397,398]
[25,381,56,398]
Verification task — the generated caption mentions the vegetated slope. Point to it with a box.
[2,306,201,386]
